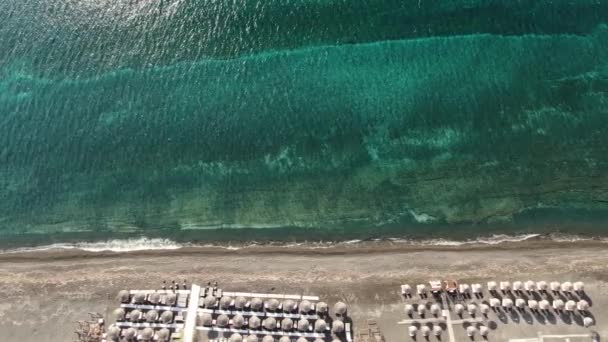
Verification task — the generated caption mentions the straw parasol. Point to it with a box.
[524,280,536,291]
[332,320,345,333]
[314,339,324,342]
[281,318,293,331]
[123,328,137,340]
[502,298,514,309]
[230,334,243,342]
[574,281,585,292]
[408,325,418,337]
[204,296,217,308]
[417,304,426,316]
[141,327,154,341]
[553,300,565,310]
[454,304,464,315]
[267,299,280,311]
[246,335,259,342]
[433,325,443,336]
[315,302,328,314]
[430,304,441,316]
[539,300,550,310]
[583,317,594,327]
[300,300,312,313]
[112,308,125,321]
[220,296,233,309]
[577,300,590,311]
[490,298,501,308]
[515,299,526,309]
[467,304,477,315]
[479,326,489,337]
[145,310,159,322]
[537,281,548,291]
[160,311,173,324]
[296,338,308,342]
[235,296,248,310]
[500,281,511,291]
[404,304,414,315]
[217,314,230,328]
[334,301,348,315]
[472,283,482,294]
[565,300,576,311]
[233,314,245,328]
[251,298,264,311]
[197,313,212,326]
[249,316,261,329]
[314,319,327,332]
[279,337,291,342]
[283,299,296,313]
[402,284,412,295]
[466,326,477,337]
[550,281,561,292]
[165,293,177,306]
[480,304,490,314]
[106,325,120,341]
[117,290,130,303]
[561,282,573,292]
[263,317,277,331]
[459,284,470,294]
[487,281,497,291]
[149,293,161,305]
[528,300,539,310]
[129,309,141,322]
[157,328,171,342]
[297,319,309,332]
[133,293,146,304]
[512,281,523,291]
[416,284,426,294]
[262,335,274,342]
[421,326,431,337]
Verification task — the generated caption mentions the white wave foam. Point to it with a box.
[0,237,186,254]
[387,234,542,246]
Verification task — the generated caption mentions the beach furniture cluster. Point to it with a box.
[102,283,352,342]
[74,312,106,342]
[399,279,596,341]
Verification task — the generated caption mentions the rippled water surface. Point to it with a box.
[1,0,608,240]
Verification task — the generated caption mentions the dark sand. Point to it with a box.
[0,241,607,341]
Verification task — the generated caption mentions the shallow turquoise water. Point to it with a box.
[1,0,608,241]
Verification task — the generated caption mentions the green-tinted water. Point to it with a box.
[1,0,608,242]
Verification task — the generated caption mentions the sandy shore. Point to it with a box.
[1,242,607,341]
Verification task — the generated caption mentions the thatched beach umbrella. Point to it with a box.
[157,328,171,342]
[133,293,146,304]
[539,300,550,310]
[467,304,477,315]
[472,283,482,294]
[550,282,561,292]
[561,282,573,292]
[528,300,539,310]
[106,325,121,341]
[204,296,217,308]
[480,304,490,314]
[112,308,125,321]
[404,304,414,315]
[524,280,536,292]
[160,311,173,324]
[165,293,177,306]
[123,328,137,340]
[416,284,426,295]
[263,317,277,330]
[141,327,154,341]
[565,300,576,312]
[149,292,161,305]
[197,312,212,326]
[574,281,585,292]
[417,304,426,316]
[281,318,293,331]
[577,300,590,311]
[515,299,526,309]
[145,310,159,322]
[433,325,443,336]
[118,290,130,303]
[512,281,523,292]
[267,299,280,311]
[296,338,307,342]
[230,333,243,342]
[584,317,594,327]
[402,284,412,295]
[233,314,245,328]
[487,281,497,291]
[220,296,233,309]
[537,281,548,291]
[129,309,141,322]
[283,299,296,313]
[499,281,511,292]
[315,302,328,314]
[251,298,264,311]
[262,335,274,342]
[502,298,514,310]
[421,325,431,337]
[279,337,290,342]
[300,300,312,313]
[479,326,489,337]
[459,284,470,294]
[490,298,501,308]
[249,316,261,329]
[553,300,565,311]
[430,304,441,316]
[217,314,230,328]
[332,320,345,333]
[315,339,324,342]
[314,319,327,332]
[235,296,248,310]
[246,335,259,342]
[408,325,417,337]
[466,326,477,337]
[454,304,464,315]
[297,319,309,332]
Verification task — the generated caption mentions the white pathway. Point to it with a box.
[184,284,202,342]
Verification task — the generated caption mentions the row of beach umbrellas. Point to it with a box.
[488,297,590,312]
[229,334,342,342]
[197,313,346,333]
[403,281,585,295]
[407,325,490,338]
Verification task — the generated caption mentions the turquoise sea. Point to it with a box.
[1,0,608,246]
